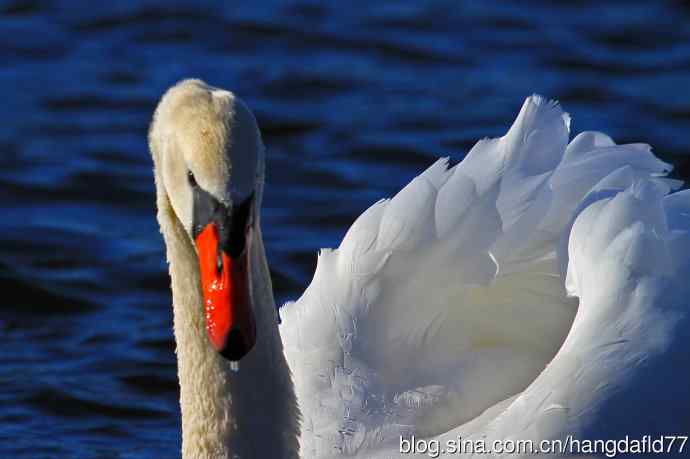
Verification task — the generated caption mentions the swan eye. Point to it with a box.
[188,170,197,187]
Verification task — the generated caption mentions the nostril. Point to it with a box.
[216,251,223,275]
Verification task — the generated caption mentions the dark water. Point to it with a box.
[1,1,689,457]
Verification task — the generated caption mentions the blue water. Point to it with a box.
[1,1,689,457]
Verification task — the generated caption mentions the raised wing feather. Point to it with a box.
[436,184,690,459]
[279,96,687,458]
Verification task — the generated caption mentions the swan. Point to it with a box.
[149,79,690,459]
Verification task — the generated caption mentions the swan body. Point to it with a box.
[150,79,690,459]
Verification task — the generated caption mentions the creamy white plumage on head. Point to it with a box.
[149,79,690,459]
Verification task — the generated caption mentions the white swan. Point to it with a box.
[149,79,690,459]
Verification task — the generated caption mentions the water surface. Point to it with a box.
[1,1,689,457]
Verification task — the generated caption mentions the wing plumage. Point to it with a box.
[279,96,689,458]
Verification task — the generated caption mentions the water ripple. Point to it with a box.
[1,1,689,457]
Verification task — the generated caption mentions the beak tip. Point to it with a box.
[218,326,256,361]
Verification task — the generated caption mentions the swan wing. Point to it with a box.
[429,183,690,458]
[279,96,686,457]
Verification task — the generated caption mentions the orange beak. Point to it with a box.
[195,222,256,361]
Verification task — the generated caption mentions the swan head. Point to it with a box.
[149,79,264,361]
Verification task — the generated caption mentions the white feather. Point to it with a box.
[280,95,690,457]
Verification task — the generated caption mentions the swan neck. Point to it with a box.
[159,196,299,459]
